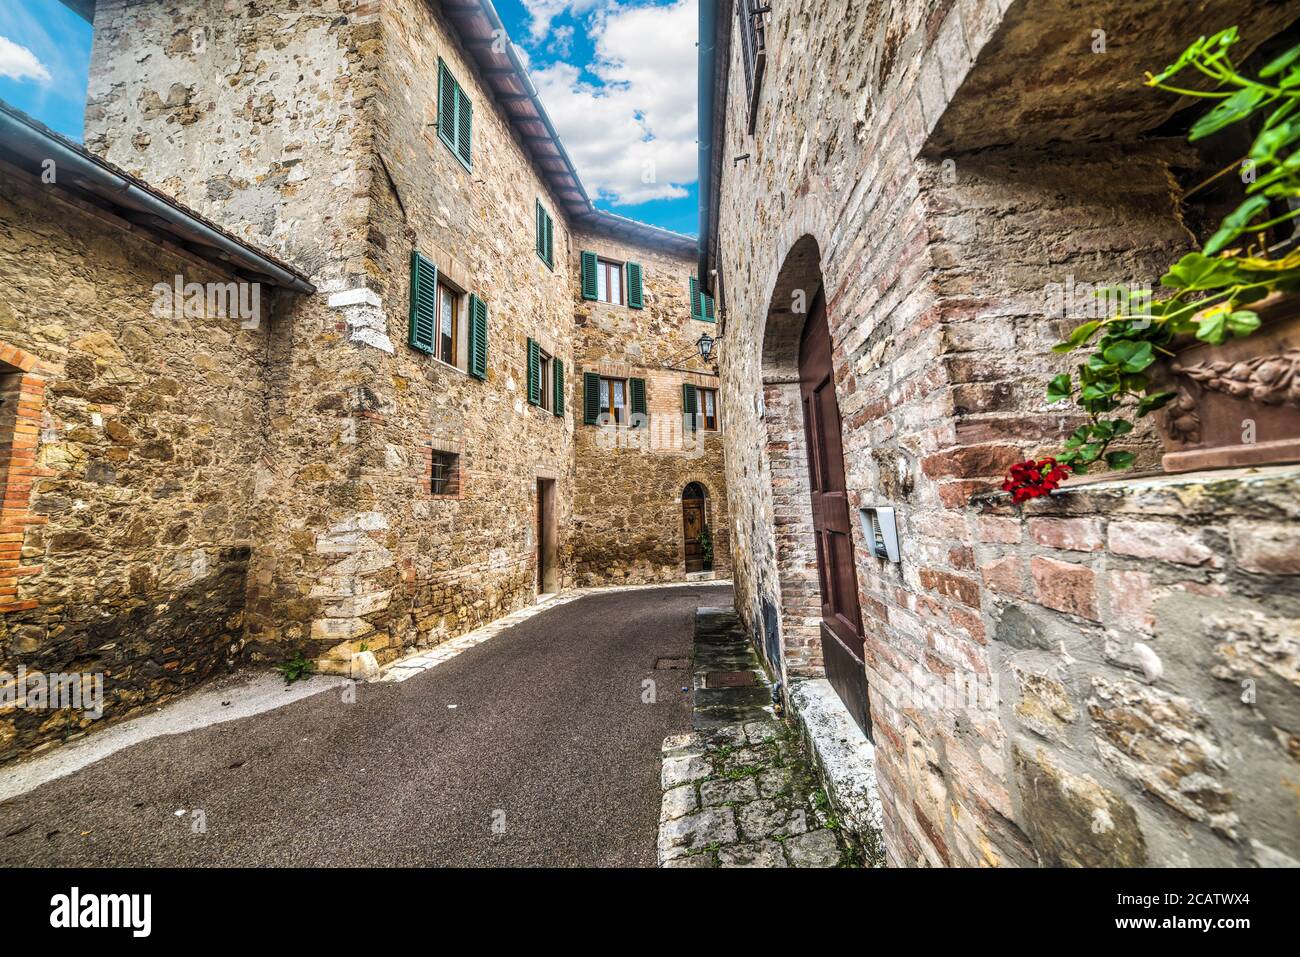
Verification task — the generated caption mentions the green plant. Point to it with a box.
[697,524,713,566]
[1017,28,1300,484]
[276,652,316,685]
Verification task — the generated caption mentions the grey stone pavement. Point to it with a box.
[0,584,730,867]
[655,606,868,867]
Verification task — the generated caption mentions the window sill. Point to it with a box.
[432,356,470,377]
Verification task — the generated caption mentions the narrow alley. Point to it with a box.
[0,585,723,867]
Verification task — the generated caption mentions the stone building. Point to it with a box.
[0,0,727,762]
[699,0,1299,866]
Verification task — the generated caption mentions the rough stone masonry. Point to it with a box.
[0,0,729,761]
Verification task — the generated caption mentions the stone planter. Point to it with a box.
[1153,292,1300,473]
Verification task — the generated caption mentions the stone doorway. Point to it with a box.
[758,234,869,733]
[682,482,708,573]
[536,477,557,596]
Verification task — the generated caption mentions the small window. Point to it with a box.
[596,258,624,305]
[737,0,768,134]
[600,377,628,426]
[536,200,554,268]
[539,349,554,412]
[689,276,716,322]
[431,450,461,497]
[438,59,473,170]
[698,388,719,431]
[436,281,459,367]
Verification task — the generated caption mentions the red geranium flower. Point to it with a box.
[1002,457,1070,503]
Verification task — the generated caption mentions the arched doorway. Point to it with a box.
[757,234,870,737]
[798,291,869,736]
[682,482,708,573]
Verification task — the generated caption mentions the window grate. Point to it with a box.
[431,450,460,496]
[737,0,769,134]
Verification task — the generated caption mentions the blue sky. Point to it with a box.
[0,0,92,140]
[496,1,699,235]
[0,0,697,235]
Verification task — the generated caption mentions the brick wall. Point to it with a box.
[0,347,52,616]
[712,0,1299,866]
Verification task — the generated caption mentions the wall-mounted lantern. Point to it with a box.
[696,331,717,361]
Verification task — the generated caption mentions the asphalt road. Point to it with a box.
[0,584,729,867]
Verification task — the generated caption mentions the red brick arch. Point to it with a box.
[0,341,54,613]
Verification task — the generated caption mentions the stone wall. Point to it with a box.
[344,0,580,659]
[974,467,1299,867]
[571,226,730,585]
[711,0,1299,866]
[0,170,274,761]
[81,0,394,671]
[36,0,731,696]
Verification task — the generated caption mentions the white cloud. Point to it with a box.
[521,0,606,42]
[530,0,698,207]
[0,34,52,84]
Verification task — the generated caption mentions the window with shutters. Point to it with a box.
[430,450,461,497]
[580,252,643,308]
[410,249,488,379]
[600,377,628,426]
[436,281,459,367]
[596,258,624,305]
[536,200,554,269]
[737,0,770,134]
[437,58,473,170]
[538,349,554,412]
[698,387,719,431]
[689,276,717,323]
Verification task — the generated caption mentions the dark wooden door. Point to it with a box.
[683,499,705,572]
[537,479,547,591]
[799,292,871,737]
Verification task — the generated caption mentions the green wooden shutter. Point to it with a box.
[689,276,701,320]
[438,60,456,154]
[629,376,646,427]
[535,201,544,260]
[702,290,716,322]
[469,294,488,380]
[408,250,437,354]
[527,337,541,405]
[553,359,565,417]
[456,86,473,167]
[583,372,601,425]
[682,382,698,431]
[536,201,554,268]
[627,262,643,309]
[580,251,598,300]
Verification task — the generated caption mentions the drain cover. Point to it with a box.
[704,670,757,688]
[655,657,689,670]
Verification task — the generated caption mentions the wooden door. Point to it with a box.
[683,498,705,572]
[537,479,547,590]
[799,292,871,737]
